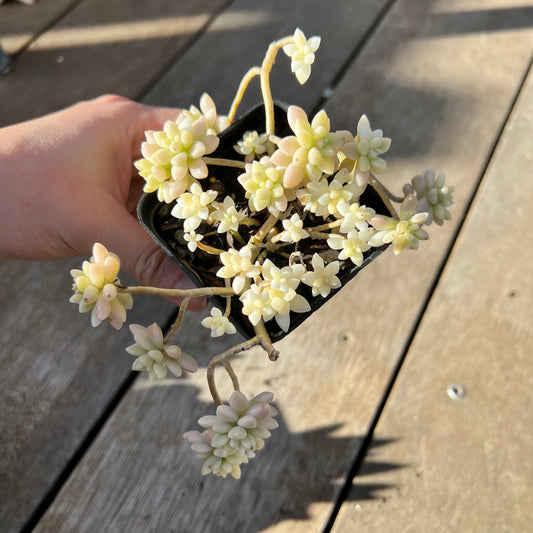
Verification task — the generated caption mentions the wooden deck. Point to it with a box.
[1,1,532,531]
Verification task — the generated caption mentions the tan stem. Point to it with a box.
[253,320,279,361]
[260,37,292,136]
[164,297,190,345]
[311,219,344,232]
[268,233,285,244]
[222,361,240,392]
[203,157,246,169]
[206,319,277,405]
[241,217,261,226]
[207,336,261,405]
[223,279,232,317]
[306,229,335,240]
[369,173,400,217]
[227,66,261,124]
[249,214,279,252]
[196,241,224,255]
[117,285,235,298]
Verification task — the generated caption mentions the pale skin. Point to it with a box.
[0,94,203,308]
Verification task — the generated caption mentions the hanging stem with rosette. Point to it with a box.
[69,28,454,480]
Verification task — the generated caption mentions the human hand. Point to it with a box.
[0,95,202,307]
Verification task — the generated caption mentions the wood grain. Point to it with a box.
[32,1,533,532]
[142,0,390,115]
[0,0,228,126]
[332,56,533,533]
[0,0,228,530]
[0,259,177,533]
[0,0,79,55]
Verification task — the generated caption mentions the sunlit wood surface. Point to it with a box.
[1,1,532,532]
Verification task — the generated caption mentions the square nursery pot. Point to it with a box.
[138,102,393,342]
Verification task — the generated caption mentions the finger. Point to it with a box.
[125,176,145,215]
[90,200,207,311]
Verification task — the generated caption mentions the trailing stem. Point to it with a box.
[196,241,225,255]
[227,67,261,124]
[249,213,280,253]
[311,219,344,232]
[223,279,232,318]
[305,229,335,240]
[253,320,279,361]
[260,37,292,136]
[164,297,190,345]
[206,320,278,404]
[227,37,292,136]
[116,285,235,298]
[207,336,261,405]
[222,360,240,392]
[203,157,246,169]
[369,173,401,217]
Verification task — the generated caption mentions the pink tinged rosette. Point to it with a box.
[134,113,219,204]
[404,168,454,226]
[183,391,278,479]
[69,243,133,330]
[126,323,198,380]
[271,106,349,188]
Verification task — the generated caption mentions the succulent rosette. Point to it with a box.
[69,243,132,329]
[126,323,198,380]
[183,391,278,479]
[339,115,391,187]
[234,130,270,162]
[404,168,454,226]
[182,92,229,135]
[240,260,310,332]
[237,156,293,215]
[301,253,341,298]
[201,308,237,337]
[170,182,218,231]
[134,113,219,204]
[282,27,321,84]
[369,195,429,254]
[216,246,261,294]
[271,106,350,188]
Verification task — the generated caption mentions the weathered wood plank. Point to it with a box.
[0,0,79,55]
[331,57,533,533]
[0,0,228,126]
[0,260,176,533]
[33,1,533,532]
[0,1,229,531]
[142,0,390,116]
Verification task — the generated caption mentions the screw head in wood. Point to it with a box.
[447,383,465,400]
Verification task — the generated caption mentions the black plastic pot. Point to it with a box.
[138,103,392,342]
